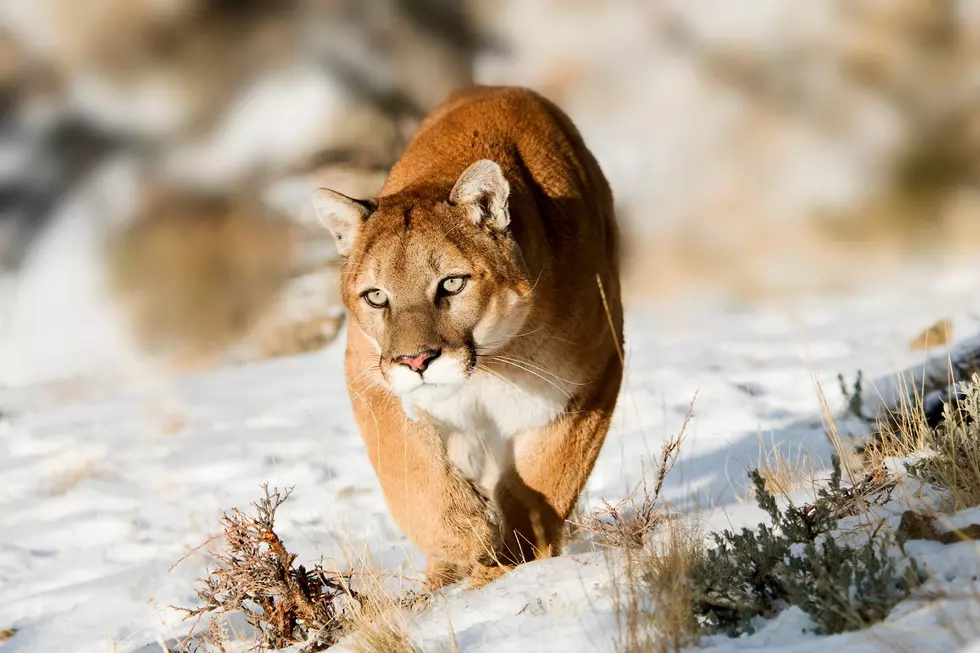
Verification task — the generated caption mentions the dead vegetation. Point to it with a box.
[574,482,667,551]
[348,615,420,653]
[173,485,357,652]
[170,365,980,652]
[600,372,973,651]
[736,433,818,502]
[585,396,702,651]
[857,342,980,511]
[612,520,704,653]
[611,454,916,651]
[909,319,954,351]
[901,375,980,510]
[334,549,426,653]
[172,484,426,653]
[573,397,693,549]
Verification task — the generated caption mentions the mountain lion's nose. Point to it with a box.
[393,348,442,373]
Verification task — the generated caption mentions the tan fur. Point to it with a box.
[315,86,623,586]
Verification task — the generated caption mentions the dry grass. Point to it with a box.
[337,558,424,653]
[738,433,818,501]
[573,396,694,549]
[754,454,811,497]
[611,520,704,653]
[862,409,929,472]
[591,396,702,652]
[349,619,420,653]
[857,368,937,471]
[859,371,980,511]
[914,382,980,511]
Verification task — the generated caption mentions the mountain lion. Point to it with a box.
[313,86,623,587]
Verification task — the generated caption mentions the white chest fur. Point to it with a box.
[408,370,568,493]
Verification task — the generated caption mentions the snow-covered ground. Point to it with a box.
[2,262,980,652]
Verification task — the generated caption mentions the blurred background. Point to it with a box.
[1,0,979,389]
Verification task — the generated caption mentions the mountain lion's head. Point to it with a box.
[313,160,534,405]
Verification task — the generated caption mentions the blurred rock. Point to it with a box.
[238,268,346,362]
[0,159,144,387]
[159,65,398,189]
[106,187,296,360]
[0,0,486,381]
[909,318,953,351]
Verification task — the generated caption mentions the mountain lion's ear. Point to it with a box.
[311,189,375,256]
[450,159,510,232]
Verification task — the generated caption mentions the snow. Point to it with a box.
[0,158,146,388]
[2,1,980,649]
[2,259,980,652]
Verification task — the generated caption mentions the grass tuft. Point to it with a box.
[575,395,693,549]
[612,520,704,653]
[906,374,980,510]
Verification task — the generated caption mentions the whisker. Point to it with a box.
[346,365,382,393]
[528,268,546,293]
[488,354,589,387]
[477,366,582,417]
[482,357,573,401]
[477,366,571,416]
[477,328,577,351]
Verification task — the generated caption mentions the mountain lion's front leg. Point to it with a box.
[496,356,623,563]
[351,386,501,587]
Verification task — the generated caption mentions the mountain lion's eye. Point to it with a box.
[362,289,389,308]
[439,276,467,296]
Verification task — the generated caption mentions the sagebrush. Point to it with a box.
[692,457,920,636]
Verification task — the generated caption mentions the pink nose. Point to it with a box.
[394,349,441,373]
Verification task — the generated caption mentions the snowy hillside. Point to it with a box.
[4,2,980,650]
[2,261,980,652]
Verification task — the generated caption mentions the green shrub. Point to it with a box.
[691,457,921,636]
[838,370,868,421]
[785,536,921,635]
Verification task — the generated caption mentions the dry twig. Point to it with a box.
[172,484,356,652]
[574,394,695,549]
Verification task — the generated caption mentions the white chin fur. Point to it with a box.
[388,365,423,395]
[388,356,467,421]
